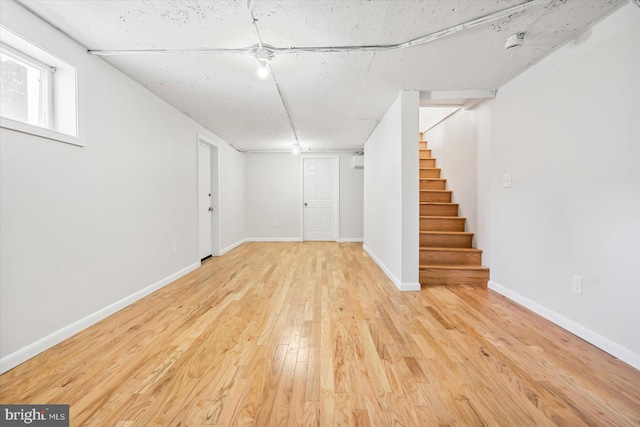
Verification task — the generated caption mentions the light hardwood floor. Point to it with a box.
[1,242,639,426]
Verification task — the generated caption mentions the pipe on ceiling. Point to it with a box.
[87,0,551,57]
[86,0,552,153]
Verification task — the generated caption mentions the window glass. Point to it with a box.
[0,47,49,127]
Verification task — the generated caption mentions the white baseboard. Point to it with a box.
[219,238,248,255]
[362,245,421,292]
[398,282,421,291]
[338,238,364,243]
[246,237,303,242]
[0,262,200,374]
[400,282,421,292]
[488,280,640,370]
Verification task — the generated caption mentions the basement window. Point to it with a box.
[0,25,81,146]
[1,43,53,129]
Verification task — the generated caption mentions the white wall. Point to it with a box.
[0,1,245,372]
[482,3,640,368]
[218,142,246,253]
[245,153,302,240]
[364,91,420,291]
[244,152,363,241]
[419,107,458,134]
[338,153,364,241]
[476,108,492,265]
[424,108,480,241]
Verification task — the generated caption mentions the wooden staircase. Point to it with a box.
[419,136,489,286]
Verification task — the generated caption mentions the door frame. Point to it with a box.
[300,154,340,241]
[197,133,220,258]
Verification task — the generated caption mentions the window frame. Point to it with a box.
[1,41,55,129]
[0,24,82,147]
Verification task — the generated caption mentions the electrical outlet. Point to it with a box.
[572,275,583,294]
[502,173,512,188]
[171,243,177,255]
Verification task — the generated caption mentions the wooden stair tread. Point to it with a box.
[419,167,441,176]
[420,177,447,190]
[420,202,458,217]
[420,216,466,220]
[420,202,458,205]
[421,190,451,203]
[420,247,482,253]
[420,231,473,235]
[420,265,489,270]
[420,265,490,286]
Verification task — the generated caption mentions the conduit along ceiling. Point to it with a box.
[17,0,625,152]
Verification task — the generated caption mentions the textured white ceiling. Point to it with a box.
[17,0,625,151]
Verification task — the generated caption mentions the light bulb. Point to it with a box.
[257,63,269,79]
[292,146,300,154]
[255,48,272,79]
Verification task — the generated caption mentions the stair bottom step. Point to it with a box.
[419,265,489,287]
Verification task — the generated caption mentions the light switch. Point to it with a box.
[502,173,512,188]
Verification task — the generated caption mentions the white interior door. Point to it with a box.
[303,157,339,241]
[198,143,212,259]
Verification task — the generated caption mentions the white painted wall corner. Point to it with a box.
[219,238,249,255]
[363,244,421,292]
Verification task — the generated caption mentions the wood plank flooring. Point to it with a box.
[1,242,639,426]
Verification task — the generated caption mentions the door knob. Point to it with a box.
[304,202,308,207]
[208,207,213,212]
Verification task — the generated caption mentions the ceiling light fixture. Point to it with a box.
[255,48,271,79]
[505,33,525,50]
[292,143,300,154]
